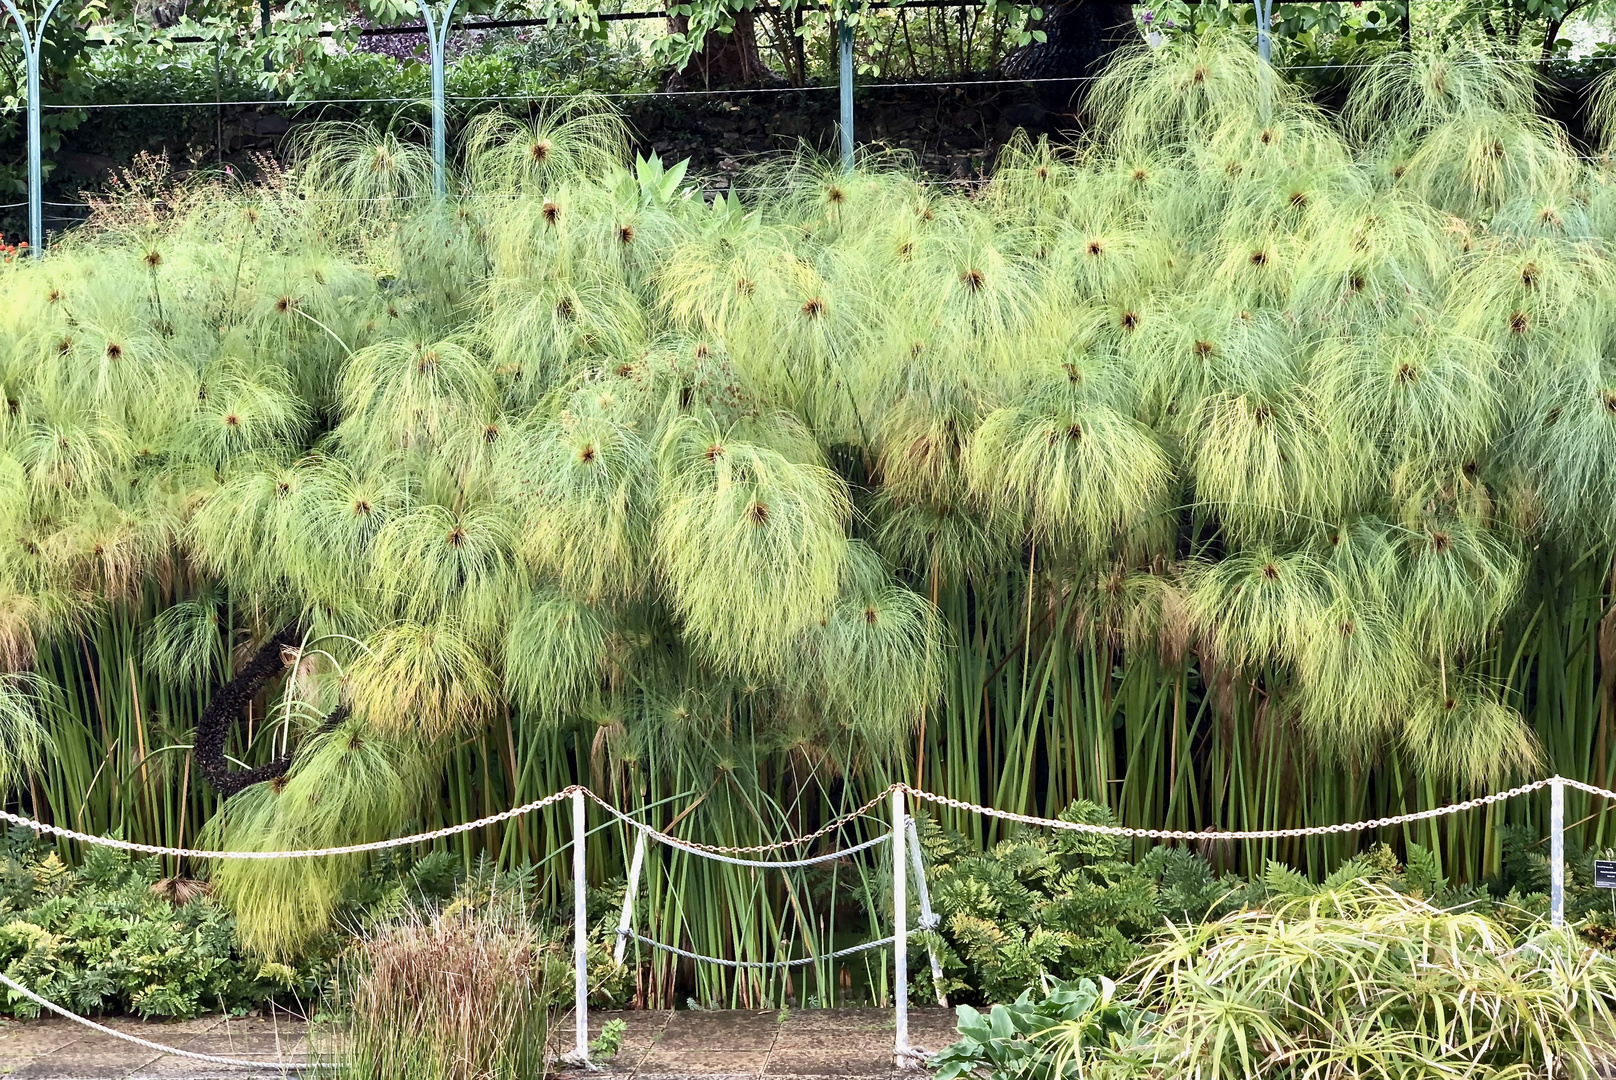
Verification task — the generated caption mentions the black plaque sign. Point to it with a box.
[1595,860,1616,889]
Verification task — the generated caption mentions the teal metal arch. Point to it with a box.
[417,0,462,198]
[1,0,63,258]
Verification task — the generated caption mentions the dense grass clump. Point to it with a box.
[332,907,552,1080]
[4,30,1616,996]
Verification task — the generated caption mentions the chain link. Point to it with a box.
[0,787,581,860]
[1,776,1602,861]
[898,780,1560,841]
[1555,777,1616,803]
[582,785,897,855]
[595,806,892,867]
[616,928,906,970]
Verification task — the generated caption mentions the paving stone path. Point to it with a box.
[0,1008,960,1079]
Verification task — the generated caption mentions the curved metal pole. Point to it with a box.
[416,0,461,200]
[1,0,63,257]
[1255,0,1274,62]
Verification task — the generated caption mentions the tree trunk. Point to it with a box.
[1002,0,1137,112]
[665,9,773,90]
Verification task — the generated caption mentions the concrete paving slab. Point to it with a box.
[0,1019,86,1057]
[651,1012,780,1052]
[5,1007,961,1078]
[636,1049,771,1079]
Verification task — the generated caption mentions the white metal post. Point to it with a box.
[613,829,647,965]
[1551,777,1565,929]
[893,789,912,1068]
[905,815,946,1007]
[572,789,590,1064]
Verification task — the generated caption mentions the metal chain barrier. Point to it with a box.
[616,928,903,970]
[2,774,1609,1073]
[0,786,582,860]
[0,971,319,1068]
[1556,777,1616,803]
[588,802,891,867]
[0,775,1594,860]
[898,779,1561,841]
[583,785,896,855]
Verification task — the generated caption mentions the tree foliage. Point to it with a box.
[3,32,1616,954]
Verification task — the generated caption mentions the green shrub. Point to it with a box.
[912,802,1584,1004]
[914,803,1246,1003]
[0,829,323,1018]
[935,886,1616,1080]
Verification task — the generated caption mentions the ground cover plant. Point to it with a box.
[4,28,1616,1011]
[933,885,1616,1079]
[911,802,1616,1004]
[0,829,320,1018]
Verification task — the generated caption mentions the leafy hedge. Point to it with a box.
[0,830,322,1018]
[0,831,633,1020]
[914,801,1616,1005]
